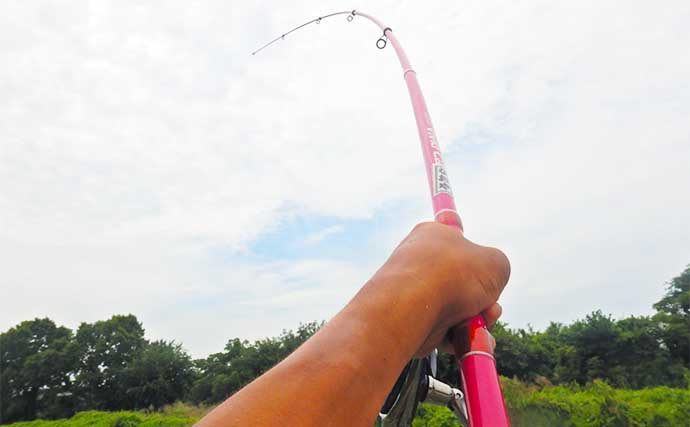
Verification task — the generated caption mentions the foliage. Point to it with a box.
[0,411,197,427]
[491,322,556,381]
[430,264,690,392]
[653,264,690,366]
[121,341,194,410]
[74,315,147,411]
[0,318,78,423]
[1,380,688,427]
[485,311,689,389]
[413,378,690,427]
[187,321,322,405]
[156,402,212,419]
[2,265,689,424]
[413,404,459,427]
[1,315,196,423]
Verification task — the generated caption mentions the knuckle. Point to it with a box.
[412,221,438,233]
[486,247,511,285]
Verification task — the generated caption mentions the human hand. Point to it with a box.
[370,222,510,357]
[196,221,510,427]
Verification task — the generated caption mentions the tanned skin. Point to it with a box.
[196,222,510,427]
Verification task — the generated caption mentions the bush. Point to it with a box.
[3,381,688,427]
[1,410,197,427]
[412,379,690,427]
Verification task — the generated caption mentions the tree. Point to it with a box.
[653,264,690,366]
[187,345,243,405]
[122,340,194,409]
[0,318,77,423]
[558,311,622,385]
[493,322,532,380]
[187,322,322,405]
[613,315,682,388]
[74,314,146,411]
[493,323,555,381]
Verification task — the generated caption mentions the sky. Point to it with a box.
[1,0,689,358]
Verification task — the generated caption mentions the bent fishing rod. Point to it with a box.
[253,10,510,427]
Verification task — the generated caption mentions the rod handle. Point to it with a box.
[452,316,510,427]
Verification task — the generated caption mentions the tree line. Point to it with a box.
[437,265,689,390]
[1,265,687,424]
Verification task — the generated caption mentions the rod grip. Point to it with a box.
[452,316,510,427]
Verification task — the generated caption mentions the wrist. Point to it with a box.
[357,267,445,357]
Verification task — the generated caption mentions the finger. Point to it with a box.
[438,309,500,354]
[482,302,503,329]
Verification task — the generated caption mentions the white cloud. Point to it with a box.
[1,0,689,356]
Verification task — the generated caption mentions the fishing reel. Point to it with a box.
[379,351,468,427]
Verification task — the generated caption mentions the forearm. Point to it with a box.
[196,269,440,427]
[195,222,510,427]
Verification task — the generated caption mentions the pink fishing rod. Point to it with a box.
[254,10,509,427]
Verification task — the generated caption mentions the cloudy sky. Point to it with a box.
[1,0,689,358]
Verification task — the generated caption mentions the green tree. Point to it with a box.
[187,322,322,405]
[187,345,245,405]
[653,264,690,366]
[614,315,683,388]
[557,311,621,385]
[493,323,555,381]
[122,340,194,409]
[0,318,77,423]
[493,323,532,379]
[74,314,146,411]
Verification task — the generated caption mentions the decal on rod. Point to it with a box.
[433,162,452,196]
